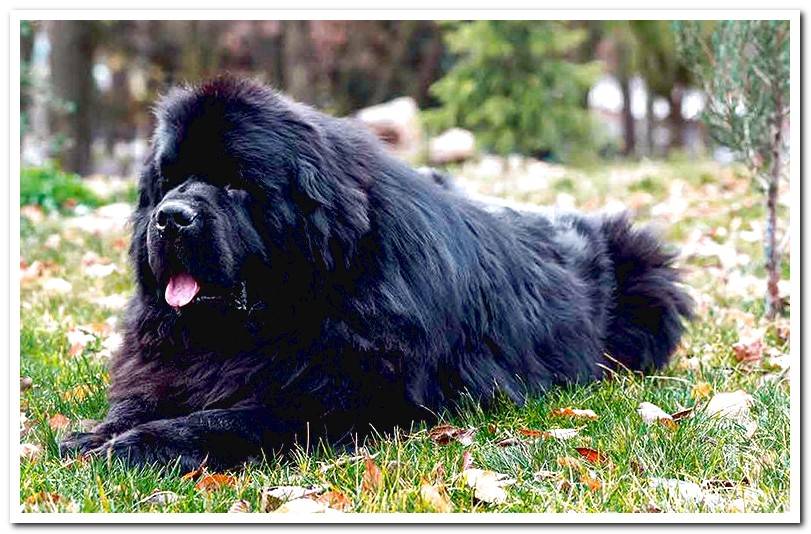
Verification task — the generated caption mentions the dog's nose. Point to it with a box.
[155,201,198,232]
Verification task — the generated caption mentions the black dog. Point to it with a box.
[61,77,692,471]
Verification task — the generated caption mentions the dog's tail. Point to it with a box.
[599,213,694,372]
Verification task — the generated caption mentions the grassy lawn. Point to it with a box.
[18,159,791,514]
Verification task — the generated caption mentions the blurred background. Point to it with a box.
[21,20,715,178]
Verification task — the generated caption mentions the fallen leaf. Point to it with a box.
[228,499,251,513]
[575,447,609,465]
[42,277,72,294]
[180,456,209,480]
[20,260,46,283]
[20,376,33,392]
[139,491,179,506]
[261,485,324,511]
[419,479,453,512]
[648,477,725,511]
[362,454,383,493]
[20,442,42,461]
[312,490,352,512]
[428,424,476,446]
[460,450,474,471]
[670,407,694,422]
[732,330,764,363]
[637,402,677,430]
[496,437,521,447]
[691,382,713,400]
[543,428,580,440]
[195,473,237,492]
[66,328,96,358]
[519,427,579,439]
[83,263,118,279]
[24,491,76,512]
[48,413,70,431]
[580,470,602,491]
[702,478,749,490]
[705,390,754,421]
[461,468,515,504]
[21,204,45,223]
[551,407,599,420]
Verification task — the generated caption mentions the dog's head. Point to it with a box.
[131,77,371,314]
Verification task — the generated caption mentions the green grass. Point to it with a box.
[19,159,791,514]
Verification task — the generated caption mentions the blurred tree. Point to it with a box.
[675,20,790,319]
[20,20,34,137]
[628,21,693,153]
[426,21,602,161]
[48,20,99,175]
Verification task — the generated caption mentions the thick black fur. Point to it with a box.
[60,77,693,471]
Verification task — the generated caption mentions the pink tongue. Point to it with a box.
[165,273,200,308]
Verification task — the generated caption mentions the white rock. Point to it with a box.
[429,128,476,164]
[356,97,421,158]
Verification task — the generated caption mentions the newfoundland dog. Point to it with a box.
[61,76,693,471]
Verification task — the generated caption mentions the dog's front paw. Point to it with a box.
[59,431,107,457]
[87,428,202,472]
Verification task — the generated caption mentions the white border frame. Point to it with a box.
[7,9,801,524]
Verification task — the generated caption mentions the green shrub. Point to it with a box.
[20,165,101,212]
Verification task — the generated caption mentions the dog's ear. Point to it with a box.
[292,153,370,271]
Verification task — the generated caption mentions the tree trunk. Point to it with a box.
[48,20,97,175]
[668,85,686,151]
[764,109,784,319]
[617,42,635,157]
[645,90,655,157]
[282,21,315,105]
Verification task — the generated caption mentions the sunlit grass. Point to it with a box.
[19,159,790,513]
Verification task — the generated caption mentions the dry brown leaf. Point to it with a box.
[580,470,602,491]
[261,485,324,511]
[427,424,476,446]
[362,454,383,493]
[419,479,453,512]
[180,456,209,481]
[496,437,521,447]
[551,407,599,420]
[48,413,70,431]
[574,447,609,465]
[195,473,237,492]
[312,490,352,512]
[670,407,694,422]
[732,330,764,363]
[228,499,252,513]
